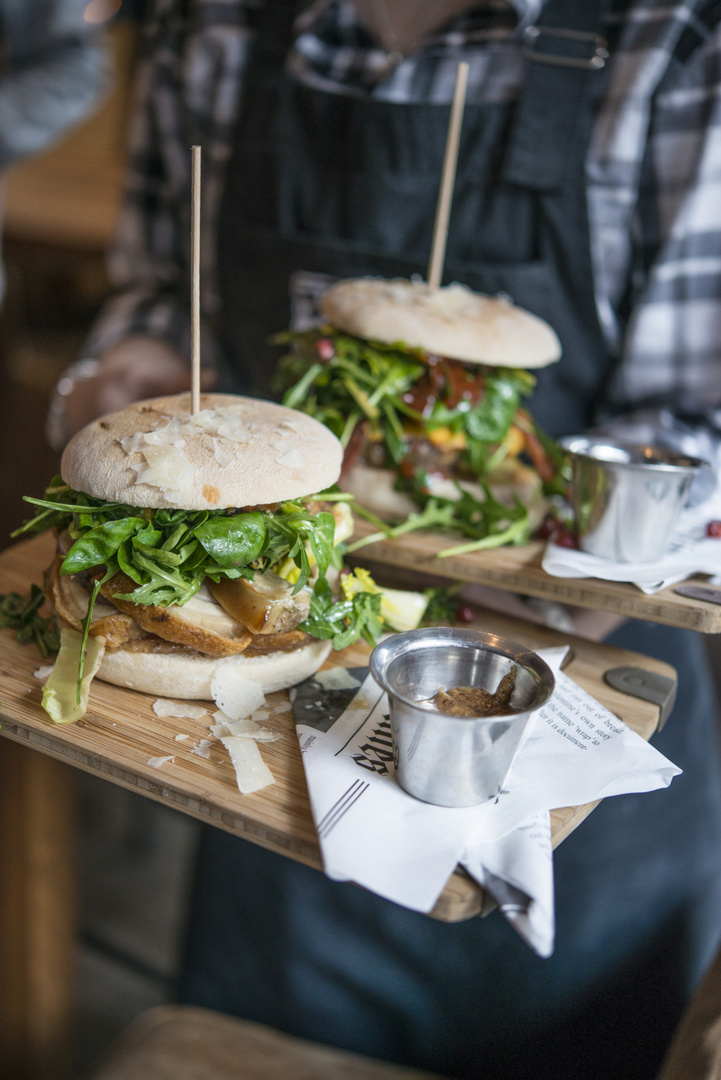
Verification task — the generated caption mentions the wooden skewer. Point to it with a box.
[190,144,201,414]
[427,61,469,292]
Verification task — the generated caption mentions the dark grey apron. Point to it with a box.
[215,0,613,438]
[182,5,721,1079]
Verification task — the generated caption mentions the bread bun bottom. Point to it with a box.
[344,462,547,528]
[98,638,333,699]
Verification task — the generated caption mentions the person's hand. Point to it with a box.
[60,336,217,442]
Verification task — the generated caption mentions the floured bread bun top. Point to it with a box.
[319,277,561,368]
[61,393,343,509]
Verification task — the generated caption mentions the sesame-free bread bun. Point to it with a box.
[97,637,333,698]
[344,461,547,530]
[61,393,343,510]
[319,278,561,368]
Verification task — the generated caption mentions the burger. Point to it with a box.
[21,393,387,723]
[278,277,564,546]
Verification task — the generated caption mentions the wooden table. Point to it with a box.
[0,534,679,1078]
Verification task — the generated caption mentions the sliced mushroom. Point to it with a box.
[242,629,314,655]
[208,569,311,635]
[100,571,254,657]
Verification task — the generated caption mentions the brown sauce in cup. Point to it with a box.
[427,668,517,717]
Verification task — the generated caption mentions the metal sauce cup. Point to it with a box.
[369,628,555,808]
[560,435,710,563]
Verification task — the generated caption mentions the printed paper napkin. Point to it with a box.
[291,648,679,956]
[543,482,721,593]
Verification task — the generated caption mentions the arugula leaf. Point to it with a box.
[17,478,388,715]
[61,517,146,574]
[262,505,336,593]
[301,576,383,649]
[281,360,325,410]
[421,585,463,626]
[462,374,523,444]
[194,512,267,568]
[436,515,530,557]
[277,329,424,448]
[0,585,60,658]
[117,539,143,584]
[113,550,204,606]
[277,328,561,550]
[344,480,531,556]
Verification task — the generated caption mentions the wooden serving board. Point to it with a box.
[0,534,675,923]
[350,517,721,633]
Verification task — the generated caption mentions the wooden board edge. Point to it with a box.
[350,520,721,633]
[0,721,322,869]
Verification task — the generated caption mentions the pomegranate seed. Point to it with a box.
[535,517,559,541]
[315,337,334,360]
[553,526,578,549]
[456,604,475,624]
[706,520,721,538]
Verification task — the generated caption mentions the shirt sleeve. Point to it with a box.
[0,0,108,167]
[81,0,256,368]
[604,18,721,417]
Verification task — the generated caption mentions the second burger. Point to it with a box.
[278,277,566,546]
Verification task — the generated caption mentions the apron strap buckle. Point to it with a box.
[522,25,609,70]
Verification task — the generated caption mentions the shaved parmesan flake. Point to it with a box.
[280,417,306,431]
[211,665,266,720]
[250,729,280,743]
[130,442,194,496]
[314,667,362,691]
[191,739,213,758]
[211,714,280,742]
[122,408,256,451]
[211,437,235,468]
[121,411,268,496]
[271,698,292,713]
[189,407,253,442]
[33,665,54,681]
[148,755,174,768]
[208,663,278,792]
[276,448,303,468]
[251,708,270,722]
[121,420,185,453]
[174,734,189,742]
[153,699,208,720]
[219,735,274,794]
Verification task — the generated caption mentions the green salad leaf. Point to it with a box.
[13,478,384,661]
[0,585,60,658]
[299,575,383,649]
[344,481,532,556]
[276,327,561,549]
[276,327,536,456]
[15,480,347,607]
[193,511,267,569]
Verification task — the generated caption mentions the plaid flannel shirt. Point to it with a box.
[82,0,721,420]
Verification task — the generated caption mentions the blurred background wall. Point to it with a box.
[0,8,203,1074]
[0,6,139,548]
